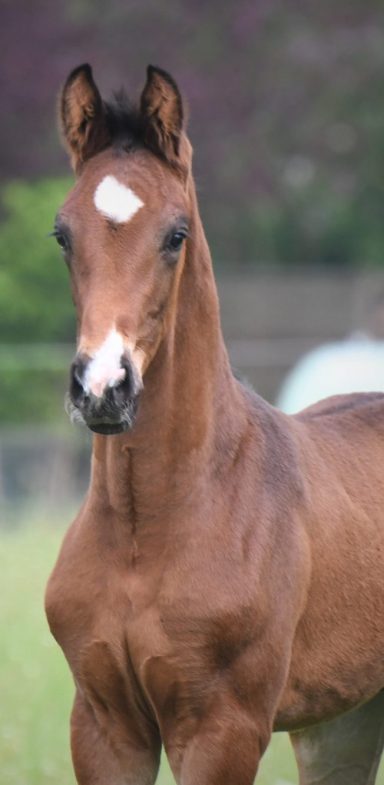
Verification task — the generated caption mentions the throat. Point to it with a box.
[89,341,243,533]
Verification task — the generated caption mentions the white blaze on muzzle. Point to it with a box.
[83,329,126,398]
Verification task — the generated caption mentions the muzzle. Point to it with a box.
[66,352,143,435]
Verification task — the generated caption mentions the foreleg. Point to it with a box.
[70,691,161,785]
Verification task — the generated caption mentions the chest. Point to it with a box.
[45,519,266,729]
[45,520,159,668]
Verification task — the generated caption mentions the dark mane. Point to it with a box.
[104,90,146,152]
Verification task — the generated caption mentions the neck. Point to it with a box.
[88,180,247,522]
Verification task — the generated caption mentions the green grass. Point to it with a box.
[0,523,383,784]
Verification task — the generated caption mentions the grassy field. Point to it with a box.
[1,522,383,785]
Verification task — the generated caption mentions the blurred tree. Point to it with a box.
[0,177,75,422]
[0,178,74,342]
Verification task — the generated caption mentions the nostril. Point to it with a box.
[114,366,128,389]
[105,376,129,409]
[120,356,141,395]
[70,355,89,405]
[73,362,84,387]
[104,359,138,407]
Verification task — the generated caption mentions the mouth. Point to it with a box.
[87,421,128,435]
[65,392,140,435]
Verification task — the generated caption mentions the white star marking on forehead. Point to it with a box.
[94,175,144,223]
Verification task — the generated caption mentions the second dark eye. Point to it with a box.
[167,230,187,252]
[55,232,69,252]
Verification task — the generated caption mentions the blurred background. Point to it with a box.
[1,1,384,783]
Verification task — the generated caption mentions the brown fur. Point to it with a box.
[46,66,384,784]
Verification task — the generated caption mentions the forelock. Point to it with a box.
[104,90,145,153]
[102,90,187,179]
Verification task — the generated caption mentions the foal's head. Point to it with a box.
[55,65,192,434]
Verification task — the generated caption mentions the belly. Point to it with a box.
[275,615,384,730]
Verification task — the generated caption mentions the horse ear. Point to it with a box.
[140,65,184,163]
[60,64,110,171]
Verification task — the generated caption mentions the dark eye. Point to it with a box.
[55,232,69,251]
[51,227,71,257]
[167,230,187,253]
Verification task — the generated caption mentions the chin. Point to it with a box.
[65,393,139,435]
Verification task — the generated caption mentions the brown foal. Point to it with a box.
[45,64,384,785]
